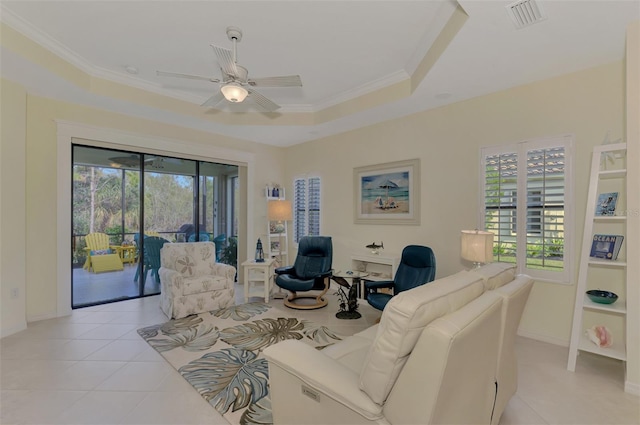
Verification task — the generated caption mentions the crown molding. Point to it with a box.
[1,4,411,114]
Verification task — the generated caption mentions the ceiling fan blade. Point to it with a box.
[156,70,219,82]
[201,90,225,108]
[210,44,238,78]
[247,88,280,112]
[248,75,302,87]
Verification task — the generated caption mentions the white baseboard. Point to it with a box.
[27,312,60,323]
[517,329,569,347]
[1,321,27,338]
[624,380,640,396]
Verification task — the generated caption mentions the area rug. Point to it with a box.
[137,302,345,425]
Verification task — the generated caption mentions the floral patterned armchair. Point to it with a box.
[159,242,236,319]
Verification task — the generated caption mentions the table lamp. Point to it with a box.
[461,229,494,269]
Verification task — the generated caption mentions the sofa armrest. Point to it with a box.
[318,270,333,279]
[275,265,295,275]
[364,280,394,290]
[263,340,382,421]
[211,263,236,281]
[159,268,184,296]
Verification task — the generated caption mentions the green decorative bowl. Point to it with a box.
[586,290,618,304]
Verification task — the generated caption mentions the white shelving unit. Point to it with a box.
[351,253,400,299]
[266,186,288,267]
[567,143,627,371]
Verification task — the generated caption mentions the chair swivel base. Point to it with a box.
[283,292,328,310]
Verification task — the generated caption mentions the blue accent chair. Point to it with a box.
[365,245,436,311]
[213,234,226,261]
[134,236,170,288]
[275,236,333,310]
[188,232,210,242]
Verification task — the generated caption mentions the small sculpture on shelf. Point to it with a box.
[266,183,282,199]
[255,238,265,262]
[585,325,612,348]
[366,241,384,255]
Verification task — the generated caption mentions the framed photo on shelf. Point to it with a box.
[595,192,618,216]
[270,240,280,253]
[354,158,420,225]
[590,234,624,260]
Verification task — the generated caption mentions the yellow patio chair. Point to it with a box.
[83,232,123,273]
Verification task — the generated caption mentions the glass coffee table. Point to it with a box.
[331,270,369,319]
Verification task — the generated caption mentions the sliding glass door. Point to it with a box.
[71,145,238,308]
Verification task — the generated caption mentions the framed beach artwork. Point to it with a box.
[354,158,420,225]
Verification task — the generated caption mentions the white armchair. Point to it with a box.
[159,242,236,319]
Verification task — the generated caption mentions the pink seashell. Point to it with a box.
[586,325,613,348]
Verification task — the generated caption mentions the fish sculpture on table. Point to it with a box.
[366,241,384,254]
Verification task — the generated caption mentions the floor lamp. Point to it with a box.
[268,200,293,299]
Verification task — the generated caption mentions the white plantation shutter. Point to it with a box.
[308,177,321,237]
[484,151,518,262]
[294,176,321,243]
[525,147,566,273]
[481,136,573,283]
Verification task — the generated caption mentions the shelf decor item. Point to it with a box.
[585,325,613,348]
[595,192,619,216]
[589,234,624,260]
[255,238,265,262]
[586,289,618,304]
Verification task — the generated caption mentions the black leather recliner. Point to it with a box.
[275,236,333,310]
[365,245,436,311]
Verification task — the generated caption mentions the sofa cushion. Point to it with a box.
[359,271,485,405]
[182,275,228,296]
[175,255,197,277]
[468,262,517,290]
[161,242,217,278]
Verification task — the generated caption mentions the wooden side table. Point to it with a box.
[241,258,275,303]
[112,245,137,266]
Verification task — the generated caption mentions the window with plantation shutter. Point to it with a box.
[294,176,321,243]
[481,135,573,283]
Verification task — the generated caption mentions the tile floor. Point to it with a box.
[1,287,638,425]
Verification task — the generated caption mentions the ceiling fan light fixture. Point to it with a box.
[221,83,248,103]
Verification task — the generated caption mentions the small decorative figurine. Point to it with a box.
[586,325,612,348]
[255,238,265,262]
[365,241,384,255]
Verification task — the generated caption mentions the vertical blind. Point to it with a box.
[294,176,321,243]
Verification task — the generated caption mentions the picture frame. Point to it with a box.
[270,240,280,253]
[354,158,420,225]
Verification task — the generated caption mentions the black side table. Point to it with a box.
[331,271,369,319]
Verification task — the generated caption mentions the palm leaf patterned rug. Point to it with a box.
[137,302,344,425]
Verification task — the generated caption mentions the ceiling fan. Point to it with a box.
[156,26,302,112]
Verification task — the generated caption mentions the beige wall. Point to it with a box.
[625,20,639,394]
[0,78,28,336]
[4,90,285,327]
[284,61,626,346]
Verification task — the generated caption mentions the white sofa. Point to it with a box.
[158,242,236,319]
[264,263,533,425]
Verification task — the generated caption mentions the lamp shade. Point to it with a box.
[268,200,293,221]
[220,83,248,103]
[461,230,494,264]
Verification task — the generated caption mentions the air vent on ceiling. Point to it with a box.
[506,0,547,29]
